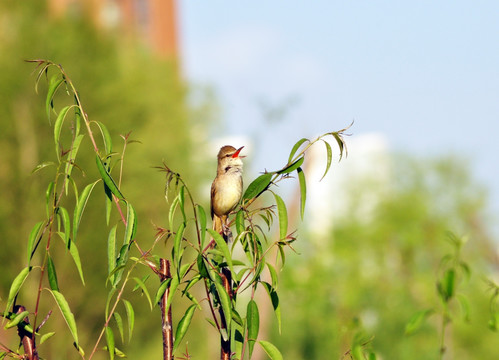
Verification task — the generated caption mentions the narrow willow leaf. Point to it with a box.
[443,269,456,301]
[154,279,171,306]
[105,326,115,360]
[457,294,471,322]
[277,156,304,175]
[173,304,197,352]
[122,300,134,342]
[54,105,72,150]
[46,75,64,122]
[288,137,308,163]
[73,180,99,242]
[108,225,117,278]
[95,155,124,200]
[173,222,186,267]
[207,229,234,274]
[94,121,113,154]
[215,281,231,333]
[405,309,433,335]
[45,181,55,218]
[332,132,347,161]
[320,139,333,181]
[168,195,180,229]
[124,202,137,245]
[262,282,281,333]
[196,204,207,247]
[297,167,306,219]
[4,267,31,318]
[132,277,152,309]
[4,310,29,329]
[197,254,209,279]
[165,275,180,313]
[247,300,260,357]
[67,239,85,285]
[39,332,56,345]
[49,290,79,345]
[272,193,288,240]
[105,182,113,226]
[64,134,84,195]
[235,210,245,235]
[243,173,273,201]
[258,340,283,360]
[27,221,44,265]
[179,185,186,221]
[57,206,71,246]
[47,255,59,291]
[114,312,125,343]
[31,161,56,175]
[266,262,279,289]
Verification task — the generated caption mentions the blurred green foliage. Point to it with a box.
[273,155,497,359]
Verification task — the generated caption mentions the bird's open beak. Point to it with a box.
[232,146,244,158]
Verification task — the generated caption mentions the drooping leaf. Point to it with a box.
[124,202,137,245]
[262,282,281,333]
[54,105,72,152]
[66,239,85,285]
[94,121,113,154]
[196,204,207,248]
[45,181,55,218]
[266,262,279,289]
[243,173,273,201]
[47,254,59,291]
[320,139,333,181]
[154,279,171,306]
[4,267,31,318]
[405,309,434,335]
[39,332,56,345]
[258,340,283,360]
[173,304,197,352]
[207,228,234,275]
[73,180,99,243]
[247,299,260,357]
[165,274,180,313]
[4,310,29,329]
[173,222,186,268]
[49,290,79,345]
[105,326,115,360]
[27,221,44,265]
[31,161,56,175]
[108,225,117,278]
[287,137,308,163]
[235,210,245,235]
[277,156,304,175]
[95,155,124,200]
[114,312,125,343]
[272,193,288,240]
[132,277,152,309]
[64,134,84,195]
[122,300,134,342]
[197,254,209,279]
[215,281,232,334]
[297,167,307,219]
[57,206,71,246]
[46,74,64,122]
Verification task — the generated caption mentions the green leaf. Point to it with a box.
[64,134,84,195]
[173,304,197,352]
[122,300,134,342]
[4,310,29,329]
[105,326,115,360]
[47,254,59,291]
[66,239,85,285]
[96,155,124,200]
[173,222,186,267]
[46,75,64,122]
[405,309,433,335]
[297,167,307,219]
[196,204,207,248]
[45,181,55,218]
[39,332,56,345]
[114,312,125,343]
[4,267,31,318]
[27,221,44,265]
[108,225,117,278]
[73,180,99,243]
[262,282,281,333]
[258,340,283,360]
[439,269,455,302]
[207,228,234,275]
[124,202,137,245]
[235,210,245,235]
[31,161,56,175]
[288,137,308,163]
[247,300,260,357]
[94,121,113,154]
[49,290,79,345]
[332,131,347,161]
[165,274,180,313]
[57,206,71,246]
[54,105,72,151]
[243,173,273,201]
[277,156,304,175]
[272,193,288,240]
[197,254,209,278]
[132,277,152,310]
[215,281,232,334]
[266,262,279,289]
[320,139,333,181]
[154,279,171,306]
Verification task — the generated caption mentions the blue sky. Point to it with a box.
[178,1,499,231]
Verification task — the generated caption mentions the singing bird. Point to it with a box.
[210,145,244,236]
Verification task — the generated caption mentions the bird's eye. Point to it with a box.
[226,154,231,158]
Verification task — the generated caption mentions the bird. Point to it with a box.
[210,145,244,237]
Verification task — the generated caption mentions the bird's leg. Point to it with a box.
[222,217,233,242]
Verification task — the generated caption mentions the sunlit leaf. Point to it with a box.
[405,309,433,335]
[54,105,72,152]
[45,181,55,218]
[235,210,245,235]
[173,222,186,269]
[132,277,152,309]
[262,282,281,333]
[122,300,134,342]
[66,239,85,285]
[27,221,44,265]
[94,121,113,154]
[49,290,79,345]
[196,204,207,248]
[73,180,99,243]
[266,262,279,289]
[31,161,56,175]
[215,281,232,334]
[108,225,117,278]
[297,167,306,219]
[277,156,304,175]
[320,139,333,181]
[4,310,29,329]
[124,201,137,245]
[105,326,115,360]
[40,332,56,345]
[4,267,31,318]
[64,134,84,195]
[258,340,283,360]
[96,155,124,200]
[47,254,59,291]
[57,206,71,246]
[207,228,234,275]
[288,137,308,163]
[165,274,180,313]
[114,312,125,343]
[154,279,171,306]
[243,173,273,201]
[273,193,288,240]
[173,304,197,352]
[46,74,64,123]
